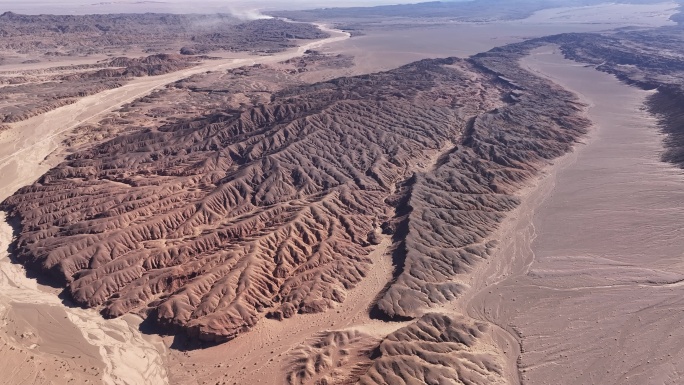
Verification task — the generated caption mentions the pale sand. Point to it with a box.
[321,2,679,75]
[0,26,350,385]
[464,46,684,385]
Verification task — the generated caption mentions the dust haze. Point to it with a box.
[0,0,455,15]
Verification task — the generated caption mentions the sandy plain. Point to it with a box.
[463,46,684,385]
[318,2,679,75]
[0,2,680,385]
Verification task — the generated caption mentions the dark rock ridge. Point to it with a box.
[0,13,327,57]
[648,90,684,166]
[180,19,329,55]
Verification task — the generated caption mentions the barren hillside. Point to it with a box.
[0,12,327,61]
[0,54,202,124]
[2,46,588,351]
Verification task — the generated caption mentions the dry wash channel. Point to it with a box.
[468,46,684,385]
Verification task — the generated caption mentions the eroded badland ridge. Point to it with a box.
[1,27,589,384]
[1,2,684,384]
[0,12,326,60]
[0,13,327,127]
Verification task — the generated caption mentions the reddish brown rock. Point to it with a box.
[2,54,588,342]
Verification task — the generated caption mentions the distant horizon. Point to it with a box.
[0,0,472,15]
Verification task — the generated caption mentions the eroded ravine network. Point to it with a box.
[0,22,350,385]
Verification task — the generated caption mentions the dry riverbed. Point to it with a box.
[466,46,684,385]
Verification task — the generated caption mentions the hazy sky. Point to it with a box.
[0,0,438,15]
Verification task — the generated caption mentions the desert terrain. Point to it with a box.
[278,1,680,74]
[465,45,684,385]
[0,1,683,385]
[0,21,350,385]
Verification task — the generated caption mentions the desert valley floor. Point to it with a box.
[0,1,684,385]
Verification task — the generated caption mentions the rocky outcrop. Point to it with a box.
[286,330,380,385]
[183,19,328,55]
[0,81,121,124]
